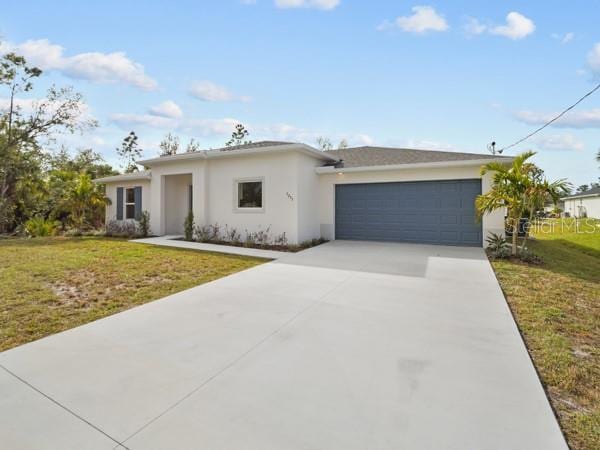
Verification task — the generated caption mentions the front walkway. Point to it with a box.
[0,241,567,450]
[132,235,288,259]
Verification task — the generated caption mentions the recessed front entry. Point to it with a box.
[335,179,482,246]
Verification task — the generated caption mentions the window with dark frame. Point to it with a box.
[237,181,262,208]
[125,188,135,219]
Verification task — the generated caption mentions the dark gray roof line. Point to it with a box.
[193,140,294,154]
[562,186,600,199]
[324,146,513,168]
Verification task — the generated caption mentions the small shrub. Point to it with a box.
[299,237,327,249]
[183,211,194,241]
[138,211,151,237]
[63,228,83,237]
[485,232,511,259]
[105,220,139,238]
[244,229,257,247]
[193,224,211,242]
[519,247,543,264]
[273,232,288,246]
[24,217,59,237]
[224,225,241,244]
[209,223,221,241]
[254,226,271,247]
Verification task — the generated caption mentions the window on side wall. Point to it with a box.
[236,179,263,210]
[125,188,135,219]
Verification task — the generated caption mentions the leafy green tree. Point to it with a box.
[0,50,96,232]
[476,151,569,256]
[476,151,535,256]
[159,132,179,156]
[185,138,200,153]
[576,184,589,194]
[117,131,142,172]
[316,136,333,151]
[47,148,116,227]
[62,172,110,229]
[225,124,250,147]
[520,166,570,250]
[316,136,349,151]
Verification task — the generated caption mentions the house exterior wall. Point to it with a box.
[101,153,506,247]
[165,174,192,234]
[144,160,205,236]
[295,153,323,243]
[104,180,151,224]
[205,152,301,243]
[564,196,600,218]
[317,165,505,243]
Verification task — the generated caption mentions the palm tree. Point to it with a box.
[476,151,535,256]
[476,151,571,256]
[66,172,110,229]
[520,170,570,251]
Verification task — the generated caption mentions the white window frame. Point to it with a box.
[233,177,265,213]
[125,187,136,220]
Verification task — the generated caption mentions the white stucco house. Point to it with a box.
[95,141,512,247]
[561,187,600,218]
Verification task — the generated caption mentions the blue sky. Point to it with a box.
[2,0,599,186]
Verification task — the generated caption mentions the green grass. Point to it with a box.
[491,219,600,450]
[0,237,264,352]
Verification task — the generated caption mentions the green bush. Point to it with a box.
[485,232,511,260]
[24,217,59,237]
[138,211,151,237]
[184,211,194,241]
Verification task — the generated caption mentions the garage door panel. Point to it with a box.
[335,179,482,247]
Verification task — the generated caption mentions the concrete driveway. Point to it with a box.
[0,241,567,450]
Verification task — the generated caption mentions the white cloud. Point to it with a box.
[532,133,584,151]
[514,109,600,129]
[587,43,600,77]
[382,6,448,34]
[489,12,535,40]
[464,17,486,35]
[552,32,574,44]
[180,118,240,137]
[274,0,340,10]
[148,100,183,119]
[109,113,177,129]
[464,11,535,40]
[110,112,239,138]
[188,81,250,102]
[0,39,157,90]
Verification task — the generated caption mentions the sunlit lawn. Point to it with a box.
[0,237,265,352]
[491,218,600,450]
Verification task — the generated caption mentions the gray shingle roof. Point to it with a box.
[324,146,512,168]
[210,140,294,152]
[562,186,600,199]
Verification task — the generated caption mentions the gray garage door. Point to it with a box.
[335,179,482,246]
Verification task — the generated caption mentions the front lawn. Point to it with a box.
[0,237,264,352]
[491,219,599,450]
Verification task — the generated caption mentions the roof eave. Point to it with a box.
[137,143,337,167]
[93,173,152,183]
[561,193,600,200]
[315,157,514,174]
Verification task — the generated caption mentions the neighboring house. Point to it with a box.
[95,141,512,247]
[561,187,600,218]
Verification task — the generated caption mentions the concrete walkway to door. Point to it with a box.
[0,241,567,450]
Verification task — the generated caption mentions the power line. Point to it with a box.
[497,81,600,153]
